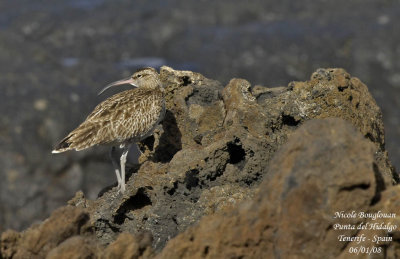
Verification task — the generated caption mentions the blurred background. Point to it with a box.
[1,0,399,231]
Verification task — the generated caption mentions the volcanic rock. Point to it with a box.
[1,67,398,258]
[158,118,400,258]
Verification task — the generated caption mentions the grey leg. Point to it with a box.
[137,143,143,155]
[110,146,122,189]
[120,145,130,193]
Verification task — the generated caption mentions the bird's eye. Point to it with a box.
[137,74,142,78]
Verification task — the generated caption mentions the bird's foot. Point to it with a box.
[119,183,126,194]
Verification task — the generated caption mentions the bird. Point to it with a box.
[52,67,165,193]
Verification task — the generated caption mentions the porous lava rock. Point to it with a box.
[158,118,400,258]
[1,67,398,258]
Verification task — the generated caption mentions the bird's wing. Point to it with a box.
[53,88,164,152]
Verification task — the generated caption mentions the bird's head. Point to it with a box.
[98,67,160,95]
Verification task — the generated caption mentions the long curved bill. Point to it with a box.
[98,77,137,95]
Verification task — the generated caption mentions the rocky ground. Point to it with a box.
[1,67,399,258]
[1,0,400,233]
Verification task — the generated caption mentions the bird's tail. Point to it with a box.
[52,123,99,153]
[52,135,73,153]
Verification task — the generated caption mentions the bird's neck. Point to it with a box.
[141,78,163,91]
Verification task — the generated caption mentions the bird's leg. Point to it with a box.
[110,146,122,189]
[119,145,131,193]
[138,144,143,155]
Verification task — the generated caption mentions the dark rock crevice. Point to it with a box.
[113,188,152,225]
[370,162,386,206]
[180,76,191,86]
[184,169,200,191]
[339,183,370,192]
[281,114,300,127]
[227,138,246,166]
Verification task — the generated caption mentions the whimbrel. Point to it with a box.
[52,67,165,193]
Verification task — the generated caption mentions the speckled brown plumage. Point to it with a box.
[54,86,164,152]
[52,67,165,193]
